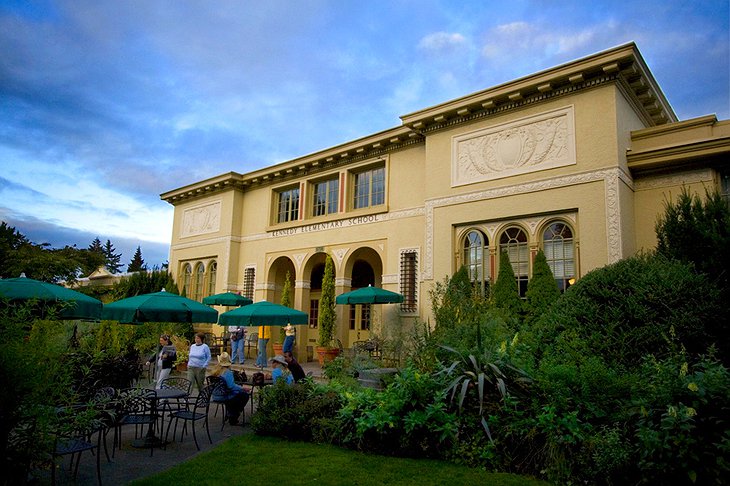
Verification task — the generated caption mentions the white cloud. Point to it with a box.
[418,32,467,52]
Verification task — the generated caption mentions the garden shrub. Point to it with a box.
[534,253,725,369]
[250,380,342,442]
[337,366,458,458]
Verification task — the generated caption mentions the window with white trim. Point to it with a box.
[463,230,489,296]
[353,166,385,209]
[193,263,205,301]
[182,264,192,298]
[277,187,300,223]
[499,226,529,297]
[207,261,217,296]
[313,177,339,217]
[543,221,575,292]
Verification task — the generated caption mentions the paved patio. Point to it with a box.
[35,360,325,484]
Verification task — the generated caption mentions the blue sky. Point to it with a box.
[1,0,728,269]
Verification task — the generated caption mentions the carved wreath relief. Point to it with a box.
[453,107,576,186]
[181,201,221,237]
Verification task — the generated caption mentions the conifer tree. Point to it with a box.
[103,239,122,273]
[491,250,522,318]
[317,255,337,347]
[88,237,103,255]
[524,249,561,325]
[127,246,146,272]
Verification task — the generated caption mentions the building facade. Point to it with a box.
[161,43,730,362]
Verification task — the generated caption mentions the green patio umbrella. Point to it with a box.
[0,273,103,320]
[102,289,218,324]
[202,292,253,307]
[335,285,404,305]
[218,300,308,327]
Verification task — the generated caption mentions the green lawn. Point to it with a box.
[131,434,549,486]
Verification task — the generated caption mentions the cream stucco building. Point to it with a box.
[161,43,730,362]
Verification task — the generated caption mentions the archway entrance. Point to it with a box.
[342,247,383,345]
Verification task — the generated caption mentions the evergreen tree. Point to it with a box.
[279,271,292,342]
[491,250,522,318]
[317,255,337,347]
[127,246,146,273]
[655,187,730,293]
[103,239,122,273]
[112,268,178,299]
[88,237,103,255]
[524,249,561,326]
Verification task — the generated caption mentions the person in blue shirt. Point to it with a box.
[210,352,250,425]
[269,355,294,385]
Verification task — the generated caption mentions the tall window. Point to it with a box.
[193,263,205,301]
[543,221,575,292]
[353,166,385,209]
[313,177,339,217]
[309,299,319,328]
[277,187,300,223]
[349,304,371,330]
[182,264,192,298]
[207,261,217,296]
[463,230,489,296]
[721,170,730,207]
[400,249,418,313]
[243,267,255,299]
[500,226,529,297]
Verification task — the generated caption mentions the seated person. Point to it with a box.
[268,355,294,385]
[283,351,306,383]
[210,352,250,425]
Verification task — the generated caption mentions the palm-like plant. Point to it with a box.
[438,341,531,441]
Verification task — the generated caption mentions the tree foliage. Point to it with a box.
[111,268,178,300]
[103,239,122,273]
[490,250,522,318]
[655,186,730,293]
[127,245,146,272]
[523,249,560,326]
[317,255,337,347]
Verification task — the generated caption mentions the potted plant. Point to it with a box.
[316,254,339,364]
[171,334,190,372]
[273,271,293,356]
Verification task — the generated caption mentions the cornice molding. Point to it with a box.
[161,43,676,207]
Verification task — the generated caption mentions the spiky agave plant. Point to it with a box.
[438,342,531,442]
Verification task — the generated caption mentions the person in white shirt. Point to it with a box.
[187,332,211,393]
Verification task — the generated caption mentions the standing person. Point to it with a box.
[256,325,271,368]
[282,323,296,354]
[268,355,293,384]
[229,326,245,364]
[210,352,250,425]
[283,351,306,383]
[187,332,211,394]
[146,334,177,389]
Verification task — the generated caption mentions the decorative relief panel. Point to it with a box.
[452,106,576,187]
[181,201,221,238]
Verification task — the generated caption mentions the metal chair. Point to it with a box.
[159,377,192,430]
[164,384,214,451]
[50,406,104,485]
[113,388,157,457]
[205,376,229,430]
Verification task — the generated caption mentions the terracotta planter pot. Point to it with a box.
[316,346,340,365]
[273,343,284,356]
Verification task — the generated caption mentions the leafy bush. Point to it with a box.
[534,253,725,368]
[250,380,342,442]
[337,366,458,458]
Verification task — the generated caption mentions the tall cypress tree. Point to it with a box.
[317,255,336,347]
[127,246,146,273]
[491,250,522,318]
[103,239,122,273]
[524,249,561,326]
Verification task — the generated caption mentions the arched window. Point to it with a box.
[182,264,192,298]
[207,261,217,296]
[193,263,205,301]
[499,226,529,297]
[463,230,489,295]
[543,221,575,292]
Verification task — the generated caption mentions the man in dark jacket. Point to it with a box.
[283,351,306,382]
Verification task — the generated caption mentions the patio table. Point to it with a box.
[131,388,187,449]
